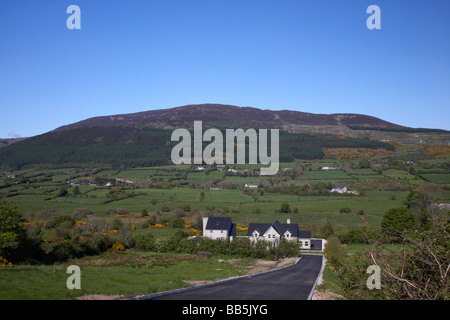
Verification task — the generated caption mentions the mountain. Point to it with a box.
[1,104,448,169]
[53,103,403,132]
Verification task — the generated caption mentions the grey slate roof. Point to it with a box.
[247,220,301,238]
[299,230,312,239]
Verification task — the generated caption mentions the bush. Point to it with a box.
[47,240,83,262]
[163,236,300,260]
[161,206,171,212]
[110,218,123,230]
[72,208,92,217]
[171,207,185,218]
[132,232,156,251]
[48,215,75,228]
[381,207,415,242]
[279,203,291,213]
[324,236,348,272]
[104,208,117,215]
[170,217,185,229]
[115,208,129,215]
[338,226,381,244]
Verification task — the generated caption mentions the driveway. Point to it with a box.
[135,254,324,300]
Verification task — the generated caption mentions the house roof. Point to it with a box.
[247,220,300,238]
[205,217,236,237]
[299,230,312,239]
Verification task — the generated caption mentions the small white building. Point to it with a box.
[202,217,236,241]
[331,186,347,194]
[298,231,312,250]
[244,183,258,188]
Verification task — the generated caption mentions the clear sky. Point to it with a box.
[1,0,449,138]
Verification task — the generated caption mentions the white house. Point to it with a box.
[247,219,300,244]
[202,217,236,241]
[331,186,347,194]
[202,217,318,250]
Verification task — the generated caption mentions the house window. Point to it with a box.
[210,230,213,233]
[304,241,309,247]
[221,230,223,233]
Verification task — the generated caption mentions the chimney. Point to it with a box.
[287,218,291,224]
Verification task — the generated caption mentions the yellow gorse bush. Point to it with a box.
[23,220,45,228]
[427,145,450,155]
[149,223,165,228]
[186,228,200,236]
[0,256,12,268]
[75,220,87,227]
[111,242,125,251]
[236,224,248,232]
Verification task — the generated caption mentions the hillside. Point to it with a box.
[53,104,403,132]
[0,104,448,169]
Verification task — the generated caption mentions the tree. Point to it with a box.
[418,209,431,231]
[381,207,415,242]
[339,207,352,214]
[56,187,68,198]
[0,196,26,260]
[319,221,334,239]
[365,216,449,299]
[279,203,291,213]
[72,185,81,195]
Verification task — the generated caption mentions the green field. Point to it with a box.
[0,251,253,300]
[1,148,449,299]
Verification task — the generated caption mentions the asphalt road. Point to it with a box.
[140,254,323,300]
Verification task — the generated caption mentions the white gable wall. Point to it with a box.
[205,229,229,240]
[263,226,280,243]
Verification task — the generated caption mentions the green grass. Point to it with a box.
[305,170,353,180]
[419,173,450,183]
[0,251,253,300]
[1,156,449,301]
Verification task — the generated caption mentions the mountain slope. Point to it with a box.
[54,104,403,132]
[1,104,447,169]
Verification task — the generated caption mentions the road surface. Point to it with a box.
[136,254,323,300]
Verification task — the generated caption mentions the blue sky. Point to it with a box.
[1,0,449,138]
